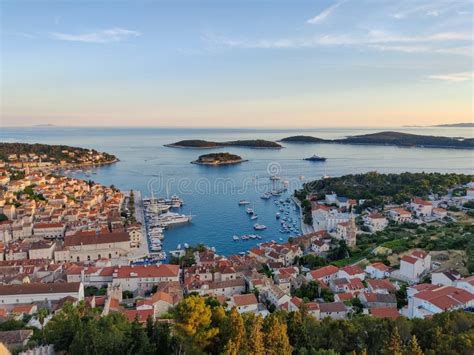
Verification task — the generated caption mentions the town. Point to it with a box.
[0,154,473,354]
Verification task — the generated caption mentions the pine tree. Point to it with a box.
[263,314,292,355]
[246,314,265,355]
[224,308,246,355]
[383,327,403,355]
[407,335,423,355]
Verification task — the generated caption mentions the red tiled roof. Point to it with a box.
[233,294,257,307]
[64,231,129,247]
[415,286,474,310]
[309,265,339,280]
[0,282,81,296]
[401,255,418,264]
[123,309,154,323]
[367,279,396,292]
[115,265,179,279]
[369,262,391,272]
[341,265,364,276]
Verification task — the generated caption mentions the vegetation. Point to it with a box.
[298,172,472,203]
[0,142,117,164]
[32,299,474,355]
[166,139,282,149]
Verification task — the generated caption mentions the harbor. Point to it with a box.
[142,194,192,261]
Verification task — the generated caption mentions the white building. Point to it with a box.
[365,262,391,279]
[403,284,474,319]
[0,282,84,305]
[431,270,461,286]
[33,223,65,239]
[388,208,412,223]
[113,265,180,292]
[365,213,388,232]
[230,294,259,313]
[410,198,433,217]
[399,251,431,283]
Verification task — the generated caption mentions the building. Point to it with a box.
[359,293,397,309]
[318,302,348,320]
[0,282,84,305]
[410,198,433,217]
[113,265,180,292]
[55,231,131,263]
[398,250,431,283]
[334,215,357,247]
[388,208,412,223]
[307,265,339,284]
[28,240,56,260]
[365,213,388,232]
[365,262,392,279]
[231,293,259,313]
[455,276,474,293]
[431,269,462,286]
[33,223,65,239]
[404,285,474,319]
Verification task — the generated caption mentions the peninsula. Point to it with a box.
[0,142,118,168]
[165,139,282,149]
[280,131,474,149]
[191,152,246,165]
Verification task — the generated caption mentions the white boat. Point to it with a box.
[156,212,192,227]
[251,215,258,220]
[260,192,272,200]
[246,208,254,214]
[233,235,239,241]
[177,244,181,250]
[184,243,189,248]
[170,195,184,208]
[254,223,267,230]
[239,200,251,205]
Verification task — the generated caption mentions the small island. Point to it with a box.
[279,135,326,143]
[165,139,282,149]
[191,152,247,165]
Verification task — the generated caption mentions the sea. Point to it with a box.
[2,126,473,256]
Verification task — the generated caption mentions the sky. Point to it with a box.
[1,0,473,128]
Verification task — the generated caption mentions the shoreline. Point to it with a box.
[165,144,282,150]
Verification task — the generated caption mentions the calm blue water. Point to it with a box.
[2,126,473,255]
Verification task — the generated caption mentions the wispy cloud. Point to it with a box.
[307,2,341,25]
[428,71,474,82]
[51,28,141,43]
[204,30,473,55]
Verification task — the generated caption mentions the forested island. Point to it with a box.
[191,152,246,165]
[280,131,474,149]
[433,122,474,127]
[165,139,282,149]
[0,142,118,166]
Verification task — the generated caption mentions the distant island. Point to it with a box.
[432,122,474,128]
[0,142,118,167]
[165,139,282,149]
[280,131,473,149]
[279,135,325,143]
[191,152,246,165]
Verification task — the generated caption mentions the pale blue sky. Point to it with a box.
[1,0,473,127]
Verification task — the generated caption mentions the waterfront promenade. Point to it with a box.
[129,190,150,260]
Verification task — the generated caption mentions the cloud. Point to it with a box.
[51,28,141,43]
[307,2,341,25]
[428,72,474,82]
[204,30,473,55]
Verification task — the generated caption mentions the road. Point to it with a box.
[292,196,314,235]
[128,190,150,260]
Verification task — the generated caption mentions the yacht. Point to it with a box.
[251,214,258,220]
[276,212,281,219]
[233,235,240,241]
[260,192,272,200]
[170,195,184,208]
[239,200,251,205]
[246,207,254,215]
[157,212,192,228]
[253,223,267,230]
[304,154,327,162]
